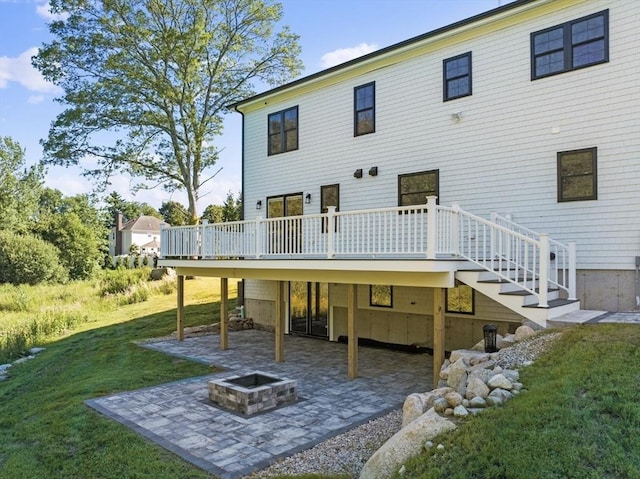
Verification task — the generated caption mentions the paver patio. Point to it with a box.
[87,330,433,478]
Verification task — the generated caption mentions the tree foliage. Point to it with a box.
[103,191,161,227]
[35,0,302,223]
[0,231,68,285]
[201,191,241,223]
[159,200,189,226]
[0,136,43,233]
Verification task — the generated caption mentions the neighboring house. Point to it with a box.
[109,212,166,257]
[160,0,639,379]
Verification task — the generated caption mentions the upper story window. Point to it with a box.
[268,106,298,155]
[354,82,375,136]
[531,10,608,80]
[443,52,472,101]
[398,170,439,207]
[557,147,597,202]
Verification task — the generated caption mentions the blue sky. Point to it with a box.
[0,0,511,210]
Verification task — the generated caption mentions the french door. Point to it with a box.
[289,282,329,338]
[267,193,303,254]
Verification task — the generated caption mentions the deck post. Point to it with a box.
[347,284,358,379]
[433,287,445,386]
[426,196,438,259]
[538,234,549,308]
[275,281,284,362]
[220,277,228,350]
[177,275,185,341]
[327,206,336,258]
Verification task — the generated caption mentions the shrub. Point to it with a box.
[98,268,151,296]
[0,231,68,285]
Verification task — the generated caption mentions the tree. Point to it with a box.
[103,191,161,227]
[201,191,241,223]
[34,0,302,224]
[201,204,224,224]
[0,137,43,233]
[159,200,189,226]
[34,189,107,280]
[221,191,242,222]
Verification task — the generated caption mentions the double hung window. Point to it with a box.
[443,52,472,101]
[268,106,298,155]
[354,82,375,136]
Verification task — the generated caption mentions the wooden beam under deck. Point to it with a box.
[176,275,185,341]
[347,284,358,379]
[433,287,445,386]
[220,277,228,350]
[274,281,284,362]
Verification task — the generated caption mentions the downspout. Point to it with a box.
[234,104,246,309]
[234,105,245,221]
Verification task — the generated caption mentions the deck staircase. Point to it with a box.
[455,268,580,327]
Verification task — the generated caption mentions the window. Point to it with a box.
[557,147,597,202]
[398,170,439,207]
[531,10,608,80]
[354,82,375,136]
[446,284,475,314]
[321,184,339,233]
[443,52,472,101]
[268,106,298,155]
[370,285,392,308]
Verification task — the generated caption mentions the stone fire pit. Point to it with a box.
[208,371,297,415]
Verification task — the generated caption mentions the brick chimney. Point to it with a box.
[115,211,123,255]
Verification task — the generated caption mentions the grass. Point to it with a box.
[399,324,640,479]
[0,276,236,478]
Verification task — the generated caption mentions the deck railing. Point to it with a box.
[160,197,576,305]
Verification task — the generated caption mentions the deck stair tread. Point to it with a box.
[500,288,559,296]
[522,298,579,309]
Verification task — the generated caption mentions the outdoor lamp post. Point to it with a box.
[483,324,498,353]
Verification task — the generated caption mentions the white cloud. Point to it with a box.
[36,2,68,22]
[28,95,45,104]
[320,42,379,69]
[0,47,62,94]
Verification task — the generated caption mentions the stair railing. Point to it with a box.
[491,213,576,301]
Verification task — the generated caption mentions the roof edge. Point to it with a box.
[231,0,541,110]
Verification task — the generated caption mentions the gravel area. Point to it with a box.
[242,331,562,478]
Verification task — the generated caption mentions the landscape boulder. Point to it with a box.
[360,408,456,479]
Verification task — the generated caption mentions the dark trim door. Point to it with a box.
[289,282,328,338]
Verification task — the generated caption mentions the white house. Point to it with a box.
[109,213,165,257]
[160,0,639,379]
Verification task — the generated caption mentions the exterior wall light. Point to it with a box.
[305,193,311,204]
[256,200,262,210]
[354,168,363,178]
[369,166,378,176]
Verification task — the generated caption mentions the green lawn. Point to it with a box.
[0,276,232,479]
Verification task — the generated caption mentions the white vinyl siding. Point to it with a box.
[243,0,639,272]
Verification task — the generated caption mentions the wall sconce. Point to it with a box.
[354,168,363,179]
[369,166,378,177]
[451,112,463,122]
[256,200,262,210]
[305,193,311,204]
